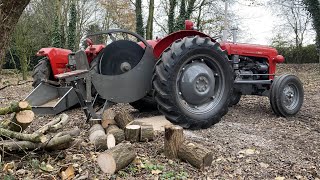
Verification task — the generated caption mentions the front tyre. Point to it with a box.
[153,36,233,129]
[269,74,304,117]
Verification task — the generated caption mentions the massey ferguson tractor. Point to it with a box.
[25,21,304,129]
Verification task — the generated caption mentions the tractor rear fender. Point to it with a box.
[153,30,215,59]
[37,48,72,76]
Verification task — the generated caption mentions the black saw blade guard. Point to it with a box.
[99,40,144,75]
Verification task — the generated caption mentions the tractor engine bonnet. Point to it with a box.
[91,39,156,103]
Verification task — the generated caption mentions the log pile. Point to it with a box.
[0,101,80,152]
[94,109,155,174]
[163,125,213,169]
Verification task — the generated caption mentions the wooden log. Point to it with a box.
[125,125,140,143]
[164,125,184,159]
[114,111,133,129]
[107,134,116,149]
[105,125,125,145]
[0,127,47,143]
[140,125,154,142]
[0,135,75,152]
[7,110,34,132]
[102,109,116,128]
[97,143,136,174]
[178,142,213,169]
[0,101,32,115]
[89,124,106,143]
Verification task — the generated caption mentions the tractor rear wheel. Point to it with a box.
[153,36,233,129]
[269,74,304,117]
[32,58,52,88]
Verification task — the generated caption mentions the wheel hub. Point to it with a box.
[282,84,298,110]
[179,62,215,105]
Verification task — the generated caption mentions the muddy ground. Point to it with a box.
[0,64,319,180]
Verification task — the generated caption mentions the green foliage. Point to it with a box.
[135,0,144,38]
[67,2,77,51]
[52,15,62,48]
[3,174,15,180]
[168,0,177,33]
[303,0,320,48]
[275,44,319,64]
[175,0,186,31]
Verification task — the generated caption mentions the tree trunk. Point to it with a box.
[114,111,133,129]
[0,0,30,71]
[146,0,154,40]
[168,0,177,33]
[140,125,154,142]
[0,101,31,115]
[178,142,213,169]
[125,125,140,143]
[97,143,136,174]
[164,125,184,159]
[105,125,125,145]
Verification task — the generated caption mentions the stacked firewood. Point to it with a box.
[0,101,80,151]
[90,109,155,174]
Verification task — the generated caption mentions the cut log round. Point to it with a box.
[178,142,213,169]
[0,101,32,115]
[140,125,154,142]
[125,125,140,143]
[106,125,125,145]
[8,110,34,132]
[164,125,184,159]
[92,135,108,150]
[89,124,106,143]
[107,134,116,149]
[97,143,136,174]
[114,111,133,129]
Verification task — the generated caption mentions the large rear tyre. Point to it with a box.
[269,74,304,117]
[153,36,233,129]
[32,58,52,88]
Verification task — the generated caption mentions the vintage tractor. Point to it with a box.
[25,21,304,129]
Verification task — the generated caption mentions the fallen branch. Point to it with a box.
[0,127,47,143]
[48,114,69,132]
[0,101,32,115]
[35,115,63,134]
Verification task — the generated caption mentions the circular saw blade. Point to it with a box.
[99,40,144,75]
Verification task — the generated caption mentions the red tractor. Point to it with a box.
[26,21,304,129]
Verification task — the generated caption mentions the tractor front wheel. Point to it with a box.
[153,36,233,129]
[269,74,304,117]
[32,58,52,88]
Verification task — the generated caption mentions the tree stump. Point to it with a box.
[102,109,117,128]
[125,125,140,143]
[164,125,184,159]
[0,101,32,115]
[105,125,125,145]
[140,125,154,142]
[114,111,133,129]
[178,142,213,169]
[89,124,105,143]
[8,110,34,132]
[97,143,136,174]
